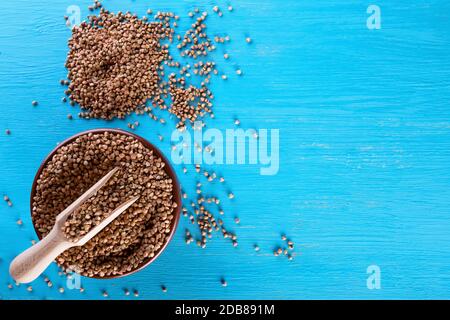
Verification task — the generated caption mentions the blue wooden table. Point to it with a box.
[0,0,449,300]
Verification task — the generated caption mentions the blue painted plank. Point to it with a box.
[0,0,449,299]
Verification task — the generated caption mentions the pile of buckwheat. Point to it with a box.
[31,131,178,277]
[65,10,173,120]
[64,8,217,127]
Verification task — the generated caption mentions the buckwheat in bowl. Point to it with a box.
[30,129,181,278]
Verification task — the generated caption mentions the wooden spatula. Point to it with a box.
[9,167,139,283]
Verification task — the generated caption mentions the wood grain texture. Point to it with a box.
[0,0,449,299]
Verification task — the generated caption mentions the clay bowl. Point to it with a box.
[30,128,181,279]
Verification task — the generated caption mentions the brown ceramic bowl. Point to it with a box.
[30,128,181,279]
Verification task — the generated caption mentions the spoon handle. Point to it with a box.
[9,227,72,284]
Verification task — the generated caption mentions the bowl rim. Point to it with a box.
[30,128,182,279]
